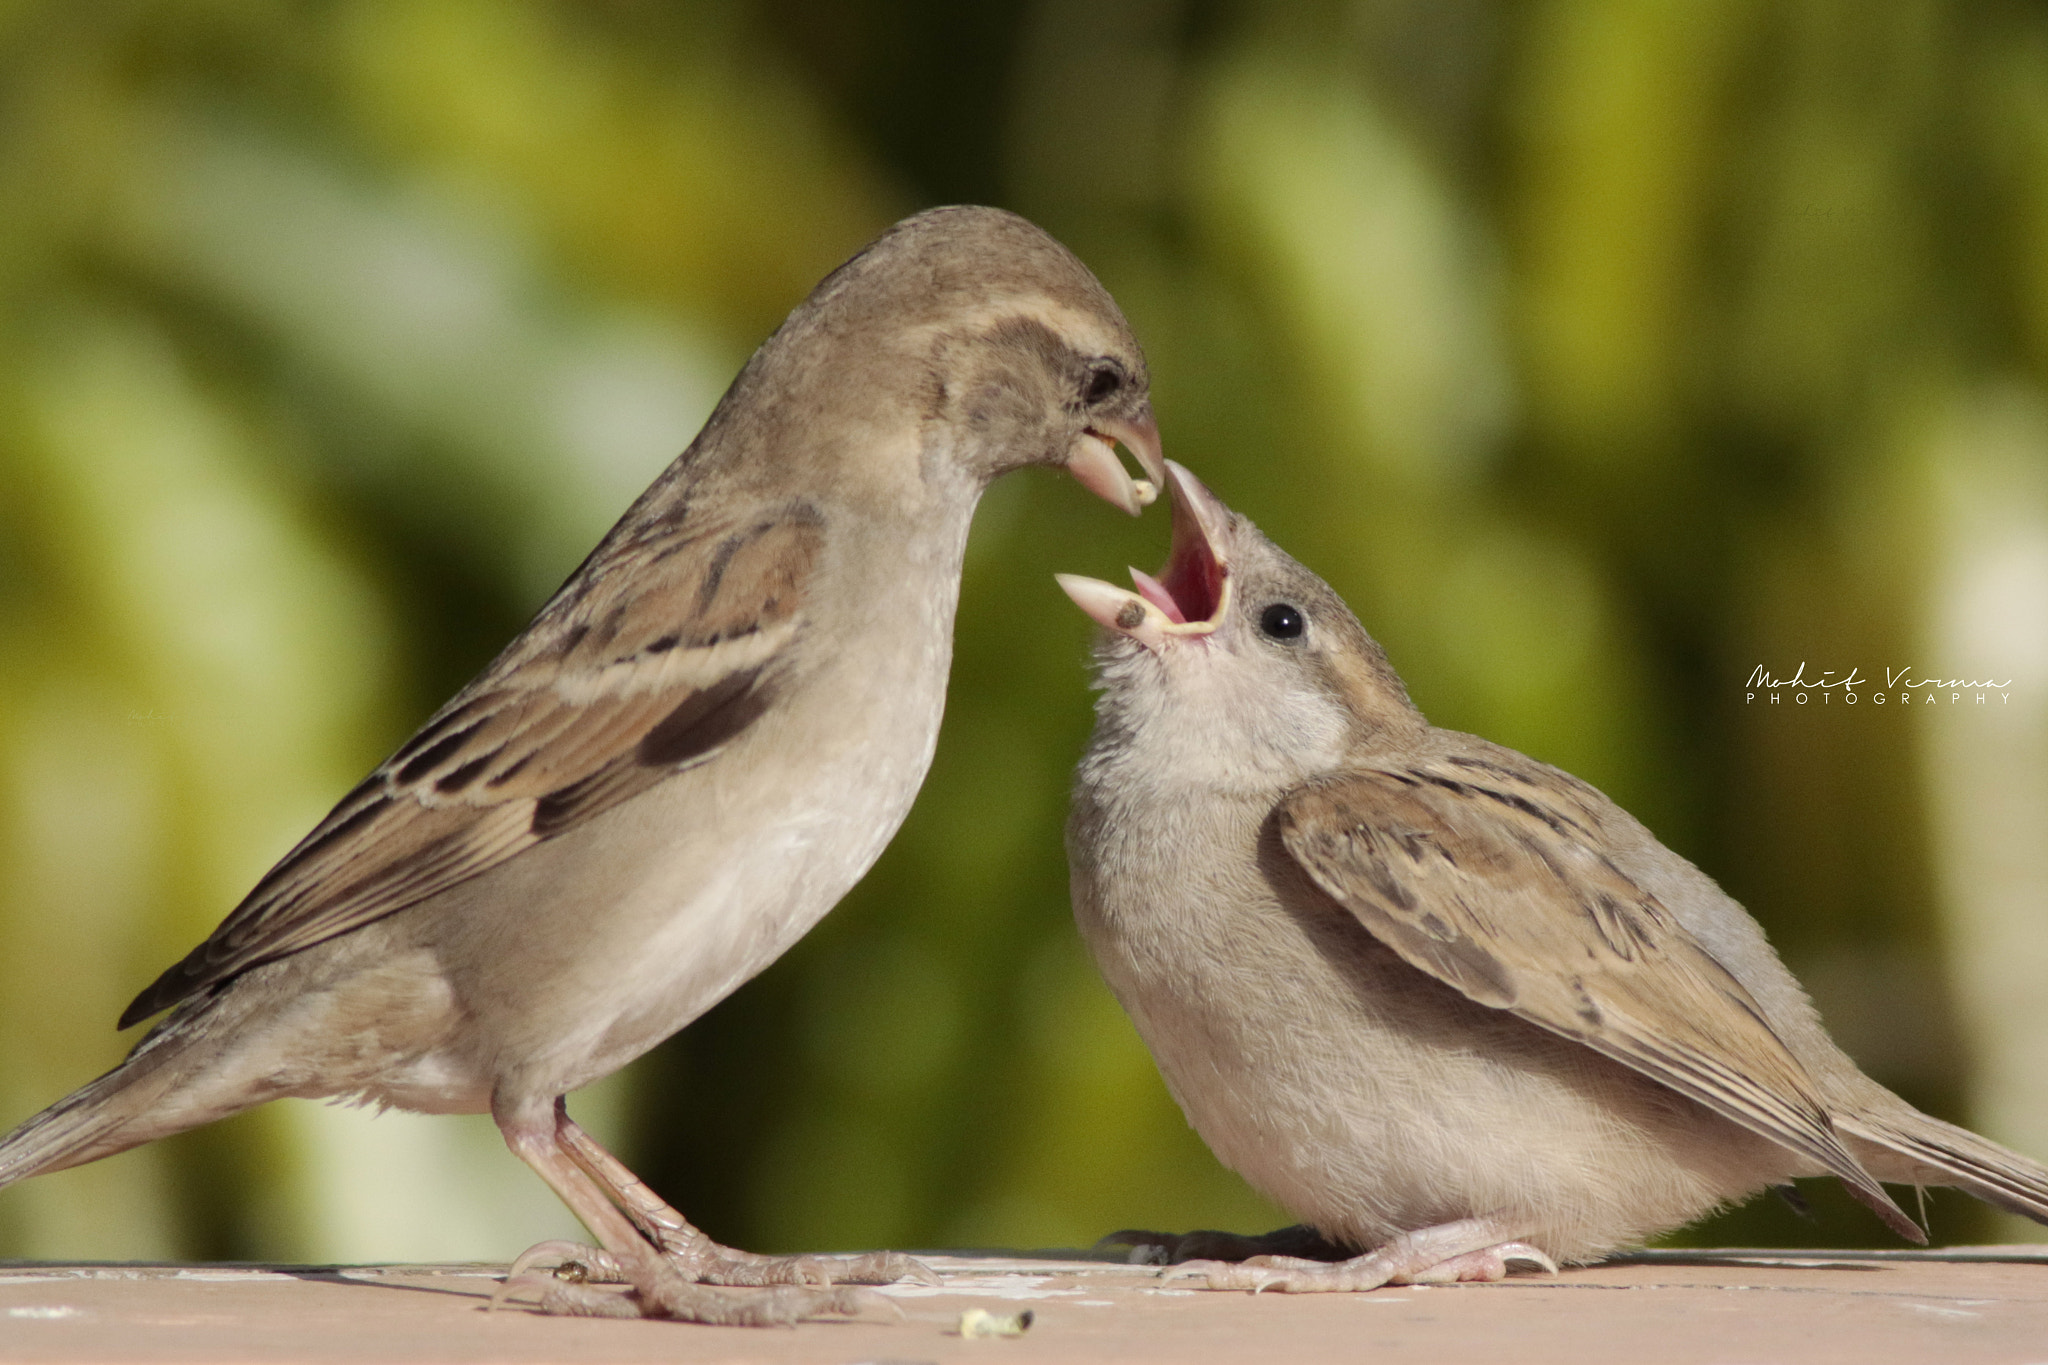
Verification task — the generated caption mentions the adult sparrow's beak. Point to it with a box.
[1066,407,1168,515]
[1057,460,1231,648]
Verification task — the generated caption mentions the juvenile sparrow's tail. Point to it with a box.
[1842,1104,2048,1225]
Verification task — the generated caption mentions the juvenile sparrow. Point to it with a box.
[1058,463,2048,1290]
[0,205,1165,1324]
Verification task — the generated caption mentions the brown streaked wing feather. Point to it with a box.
[1277,759,1921,1241]
[1837,1110,2048,1224]
[119,508,825,1028]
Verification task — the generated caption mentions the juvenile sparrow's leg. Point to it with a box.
[494,1098,884,1323]
[1095,1224,1351,1265]
[1165,1218,1557,1293]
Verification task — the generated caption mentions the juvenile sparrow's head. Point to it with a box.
[730,205,1164,514]
[1058,463,1422,787]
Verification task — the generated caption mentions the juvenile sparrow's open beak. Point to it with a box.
[1067,408,1168,515]
[1057,460,1231,648]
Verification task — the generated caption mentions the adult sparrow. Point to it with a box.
[0,205,1165,1324]
[1058,462,2048,1290]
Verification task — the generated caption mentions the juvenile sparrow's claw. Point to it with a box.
[1389,1244,1556,1285]
[1166,1253,1399,1294]
[1497,1244,1560,1276]
[1161,1258,1344,1294]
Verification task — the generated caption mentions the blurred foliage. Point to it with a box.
[1,0,2045,1263]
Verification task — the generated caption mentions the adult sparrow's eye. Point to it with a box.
[1082,364,1122,404]
[1260,603,1306,640]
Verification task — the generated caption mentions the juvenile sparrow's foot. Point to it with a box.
[1398,1242,1558,1285]
[1163,1220,1557,1293]
[1095,1224,1351,1266]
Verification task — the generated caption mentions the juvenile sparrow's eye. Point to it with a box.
[1082,364,1122,404]
[1260,603,1306,640]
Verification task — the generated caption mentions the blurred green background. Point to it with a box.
[2,0,2046,1263]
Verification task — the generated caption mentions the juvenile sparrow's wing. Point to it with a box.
[121,503,821,1027]
[1277,757,1923,1242]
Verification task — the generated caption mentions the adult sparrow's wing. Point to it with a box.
[1277,755,1923,1242]
[121,502,822,1028]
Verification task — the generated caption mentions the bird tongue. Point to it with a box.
[1128,567,1186,624]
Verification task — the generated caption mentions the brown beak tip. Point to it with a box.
[1127,411,1167,484]
[1164,461,1227,537]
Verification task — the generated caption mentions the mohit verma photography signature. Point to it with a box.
[1746,664,2015,705]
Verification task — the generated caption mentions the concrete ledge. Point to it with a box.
[4,1248,2047,1362]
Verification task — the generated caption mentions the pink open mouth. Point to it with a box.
[1131,509,1225,626]
[1055,461,1232,646]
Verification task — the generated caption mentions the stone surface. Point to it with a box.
[3,1248,2047,1363]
